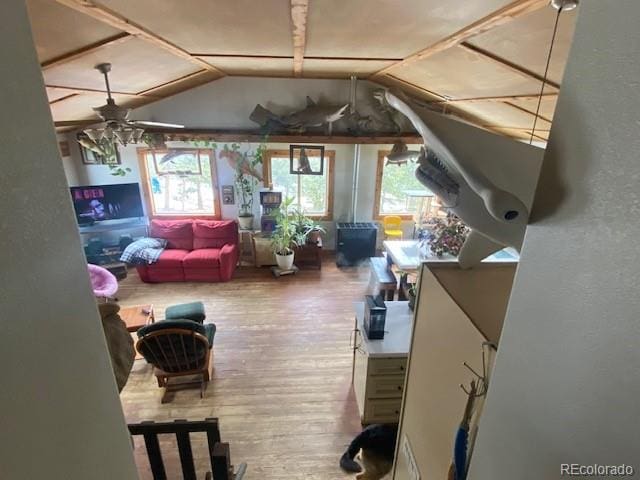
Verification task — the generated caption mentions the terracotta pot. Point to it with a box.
[275,251,294,270]
[307,229,321,244]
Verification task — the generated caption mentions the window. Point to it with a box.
[137,148,220,217]
[263,149,334,219]
[374,150,429,219]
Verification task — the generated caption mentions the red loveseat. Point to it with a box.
[136,219,239,283]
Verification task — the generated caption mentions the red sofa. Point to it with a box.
[136,219,239,283]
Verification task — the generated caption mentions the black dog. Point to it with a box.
[340,424,398,479]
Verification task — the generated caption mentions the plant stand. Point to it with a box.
[270,265,299,277]
[293,238,323,269]
[238,229,257,266]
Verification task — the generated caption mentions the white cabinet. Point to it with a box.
[352,301,412,424]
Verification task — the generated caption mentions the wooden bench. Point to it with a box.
[369,257,397,301]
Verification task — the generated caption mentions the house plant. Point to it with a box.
[229,142,266,230]
[271,197,299,270]
[291,209,326,244]
[427,213,469,258]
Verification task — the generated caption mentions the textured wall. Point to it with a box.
[0,1,138,478]
[469,1,640,478]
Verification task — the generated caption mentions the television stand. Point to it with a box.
[79,217,148,266]
[78,217,148,235]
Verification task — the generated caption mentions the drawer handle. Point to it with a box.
[395,410,400,415]
[399,365,404,371]
[397,386,402,391]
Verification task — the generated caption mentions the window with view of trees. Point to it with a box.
[138,148,219,217]
[374,150,428,218]
[263,150,334,219]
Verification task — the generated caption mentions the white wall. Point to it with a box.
[0,1,138,478]
[64,76,416,249]
[131,76,395,130]
[57,133,80,186]
[469,1,640,478]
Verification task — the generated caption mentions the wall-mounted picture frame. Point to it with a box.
[221,185,235,205]
[290,144,324,175]
[77,134,121,165]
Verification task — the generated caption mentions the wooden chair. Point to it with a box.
[136,320,215,403]
[128,418,247,480]
[382,215,403,240]
[369,257,398,300]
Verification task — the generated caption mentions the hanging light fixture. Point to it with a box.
[82,63,144,149]
[80,63,184,154]
[529,0,579,143]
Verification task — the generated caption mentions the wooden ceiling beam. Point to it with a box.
[290,0,309,76]
[503,100,553,124]
[45,84,150,97]
[135,70,221,97]
[371,0,549,78]
[438,92,558,103]
[49,93,80,105]
[458,42,560,90]
[194,53,403,62]
[54,0,226,76]
[41,32,131,70]
[376,74,448,102]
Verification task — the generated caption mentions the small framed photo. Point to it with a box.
[78,134,121,165]
[290,144,324,175]
[221,185,235,205]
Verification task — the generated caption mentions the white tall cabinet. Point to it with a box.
[352,301,413,425]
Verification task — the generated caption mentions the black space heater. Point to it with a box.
[335,222,378,267]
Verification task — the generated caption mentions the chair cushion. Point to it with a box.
[183,248,221,268]
[150,220,194,250]
[193,220,238,250]
[165,301,206,323]
[155,249,190,268]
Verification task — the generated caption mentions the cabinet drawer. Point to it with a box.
[367,374,405,398]
[365,398,402,424]
[369,357,407,376]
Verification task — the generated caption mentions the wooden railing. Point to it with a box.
[128,418,246,480]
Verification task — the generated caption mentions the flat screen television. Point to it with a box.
[70,183,144,225]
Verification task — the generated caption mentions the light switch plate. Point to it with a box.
[401,434,421,480]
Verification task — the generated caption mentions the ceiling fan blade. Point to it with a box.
[131,120,185,129]
[54,119,103,128]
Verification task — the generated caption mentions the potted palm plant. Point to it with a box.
[271,197,299,270]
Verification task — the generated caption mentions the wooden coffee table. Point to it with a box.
[120,304,155,332]
[119,304,155,360]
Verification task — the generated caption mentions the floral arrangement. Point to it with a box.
[427,213,469,257]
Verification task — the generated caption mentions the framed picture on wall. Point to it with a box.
[77,134,121,165]
[289,144,324,175]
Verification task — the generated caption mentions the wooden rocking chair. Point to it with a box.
[136,320,216,403]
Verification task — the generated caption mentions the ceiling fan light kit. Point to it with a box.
[81,63,184,149]
[551,0,579,12]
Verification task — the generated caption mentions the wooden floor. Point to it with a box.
[119,255,371,479]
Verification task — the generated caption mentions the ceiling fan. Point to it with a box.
[81,62,184,147]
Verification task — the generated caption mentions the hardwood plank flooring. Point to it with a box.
[118,256,372,479]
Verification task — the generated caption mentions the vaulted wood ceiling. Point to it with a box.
[27,0,577,142]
